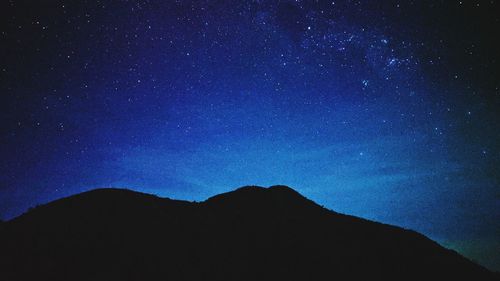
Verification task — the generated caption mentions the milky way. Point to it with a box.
[0,0,499,270]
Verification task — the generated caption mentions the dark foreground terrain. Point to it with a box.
[0,185,497,280]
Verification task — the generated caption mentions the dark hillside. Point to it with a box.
[0,186,496,281]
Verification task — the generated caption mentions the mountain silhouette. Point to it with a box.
[0,186,497,281]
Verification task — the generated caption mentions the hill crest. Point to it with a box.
[0,186,496,281]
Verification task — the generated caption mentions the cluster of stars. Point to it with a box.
[0,0,498,271]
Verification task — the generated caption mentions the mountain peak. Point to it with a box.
[204,185,318,212]
[268,185,302,195]
[212,185,301,196]
[1,185,496,280]
[206,185,304,202]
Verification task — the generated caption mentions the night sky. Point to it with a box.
[1,0,499,271]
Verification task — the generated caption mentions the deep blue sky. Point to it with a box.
[1,0,499,271]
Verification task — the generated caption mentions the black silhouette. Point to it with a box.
[0,186,497,280]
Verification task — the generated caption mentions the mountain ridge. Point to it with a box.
[0,186,497,281]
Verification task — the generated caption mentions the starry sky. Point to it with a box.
[1,0,499,271]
